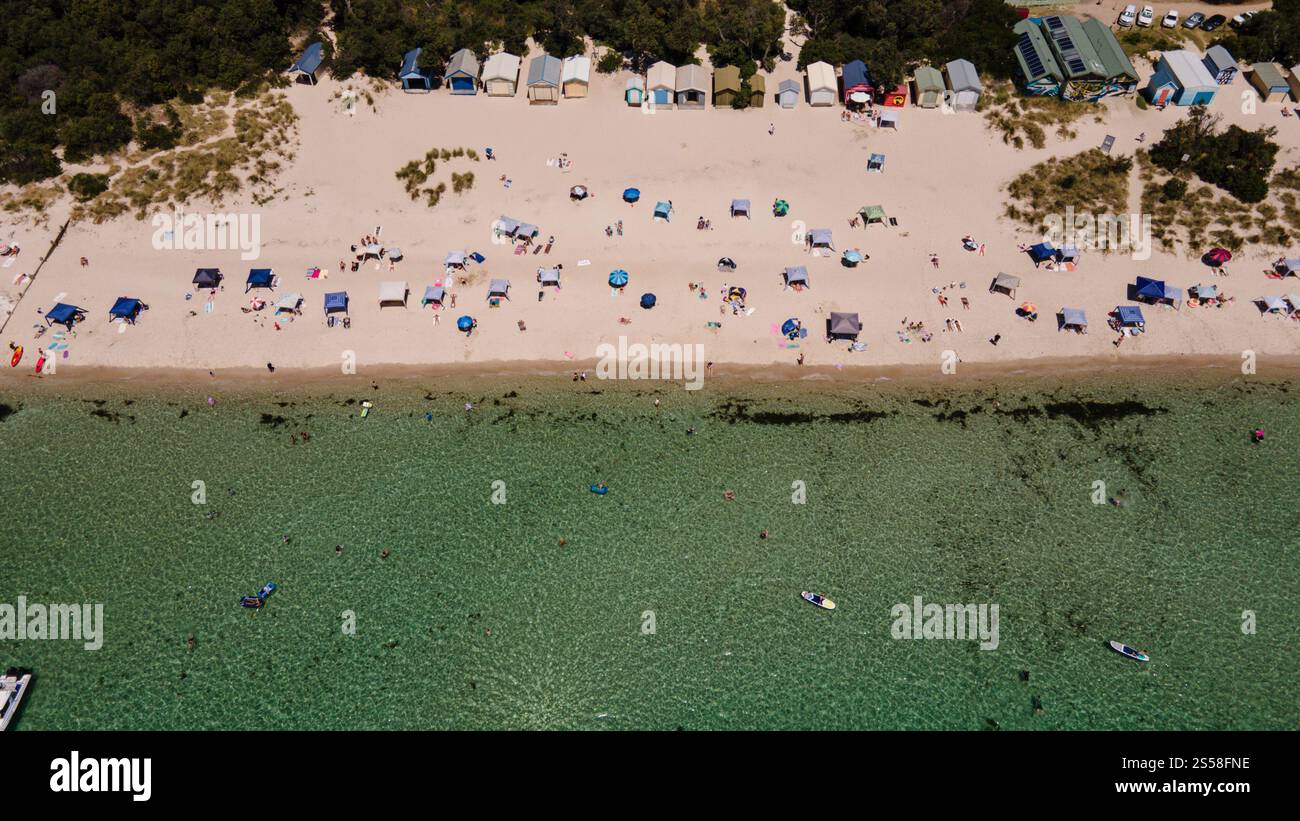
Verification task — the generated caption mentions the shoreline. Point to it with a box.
[3,352,1296,396]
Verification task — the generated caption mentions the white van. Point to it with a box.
[1118,5,1137,27]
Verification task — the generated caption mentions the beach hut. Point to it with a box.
[806,61,837,106]
[1203,46,1238,85]
[648,62,676,108]
[749,74,766,107]
[444,251,467,272]
[45,302,86,329]
[109,297,145,324]
[445,49,480,94]
[323,291,349,317]
[1248,63,1290,102]
[1081,18,1139,98]
[421,285,445,308]
[1144,51,1217,106]
[487,279,511,301]
[858,205,887,226]
[714,65,742,107]
[879,83,908,107]
[878,109,899,129]
[482,52,521,96]
[867,153,886,173]
[990,273,1021,298]
[1115,305,1145,329]
[730,199,751,219]
[675,65,707,109]
[562,55,591,98]
[245,268,275,293]
[827,312,862,340]
[842,60,874,105]
[289,42,323,85]
[527,55,562,104]
[783,266,809,289]
[653,201,672,222]
[778,79,800,108]
[1274,259,1300,277]
[1058,307,1087,333]
[399,48,433,92]
[626,76,644,106]
[1134,277,1182,309]
[538,267,561,288]
[378,281,409,308]
[274,293,303,314]
[1288,65,1300,102]
[912,66,944,108]
[807,229,834,252]
[943,59,982,110]
[193,268,222,289]
[1012,20,1063,97]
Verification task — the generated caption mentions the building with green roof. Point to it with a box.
[1012,19,1063,97]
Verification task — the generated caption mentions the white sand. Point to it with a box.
[2,28,1297,379]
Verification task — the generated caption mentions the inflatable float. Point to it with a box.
[9,346,21,367]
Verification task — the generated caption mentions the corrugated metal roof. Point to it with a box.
[483,52,521,81]
[528,54,561,86]
[446,48,480,78]
[806,61,836,92]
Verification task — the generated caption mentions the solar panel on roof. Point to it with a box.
[1068,58,1086,73]
[1046,16,1063,29]
[1058,36,1074,50]
[1018,34,1045,77]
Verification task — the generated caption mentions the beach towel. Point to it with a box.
[514,245,526,256]
[577,259,591,267]
[204,301,214,313]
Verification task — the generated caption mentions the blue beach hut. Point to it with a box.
[400,48,434,92]
[45,302,86,328]
[289,42,324,85]
[445,49,480,94]
[245,268,275,293]
[109,297,145,324]
[324,291,349,317]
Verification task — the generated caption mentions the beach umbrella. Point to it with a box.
[570,185,588,200]
[850,91,869,104]
[773,199,789,217]
[717,257,737,271]
[622,188,641,203]
[640,293,657,309]
[608,269,629,288]
[781,318,800,337]
[456,315,475,332]
[842,249,863,266]
[1204,247,1232,266]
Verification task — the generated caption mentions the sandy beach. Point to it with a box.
[2,25,1298,383]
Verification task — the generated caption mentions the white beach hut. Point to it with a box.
[675,64,707,109]
[806,61,837,106]
[778,79,800,108]
[648,61,676,109]
[943,59,982,111]
[562,55,591,98]
[482,52,521,96]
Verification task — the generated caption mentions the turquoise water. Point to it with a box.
[0,371,1295,729]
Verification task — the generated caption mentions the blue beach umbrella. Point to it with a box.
[456,315,475,332]
[640,293,657,309]
[842,249,863,265]
[608,269,629,288]
[623,188,641,203]
[781,318,800,337]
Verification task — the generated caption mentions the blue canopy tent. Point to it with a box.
[1028,242,1056,266]
[399,48,434,92]
[1115,305,1145,328]
[109,297,145,324]
[422,285,445,307]
[193,268,222,289]
[1134,276,1183,308]
[608,269,629,288]
[245,268,275,293]
[730,199,751,218]
[324,291,349,316]
[640,293,657,309]
[653,201,671,221]
[867,153,885,173]
[45,302,86,328]
[289,42,324,85]
[1058,307,1087,333]
[622,188,641,203]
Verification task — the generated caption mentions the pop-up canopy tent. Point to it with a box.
[538,267,561,287]
[1115,305,1145,327]
[990,272,1021,297]
[1058,307,1087,333]
[867,153,885,173]
[193,268,222,289]
[487,279,511,300]
[878,109,899,129]
[1275,259,1300,277]
[1255,295,1289,314]
[859,205,886,225]
[808,229,834,250]
[730,199,751,218]
[1134,276,1183,308]
[653,201,672,221]
[828,311,862,340]
[444,251,467,270]
[245,268,275,292]
[109,297,145,324]
[1286,294,1300,313]
[274,292,303,313]
[1028,242,1057,266]
[45,302,86,328]
[378,281,409,307]
[324,291,348,316]
[784,266,809,289]
[1189,283,1218,302]
[422,285,445,307]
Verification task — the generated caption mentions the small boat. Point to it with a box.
[0,668,33,731]
[1108,640,1150,662]
[801,591,835,611]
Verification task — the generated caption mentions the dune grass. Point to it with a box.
[981,80,1103,149]
[1004,148,1133,232]
[395,147,480,208]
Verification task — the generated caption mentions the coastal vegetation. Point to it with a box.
[981,80,1103,150]
[1148,106,1279,204]
[395,147,481,208]
[1004,149,1132,236]
[1217,0,1300,67]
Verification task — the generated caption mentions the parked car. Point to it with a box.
[1201,15,1227,32]
[1118,4,1137,26]
[1229,14,1246,28]
[1162,10,1179,28]
[1137,5,1155,26]
[1183,12,1205,29]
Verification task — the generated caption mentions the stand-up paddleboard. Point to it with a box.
[801,591,835,610]
[9,346,21,367]
[1108,640,1150,662]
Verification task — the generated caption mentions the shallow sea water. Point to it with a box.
[0,371,1295,729]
